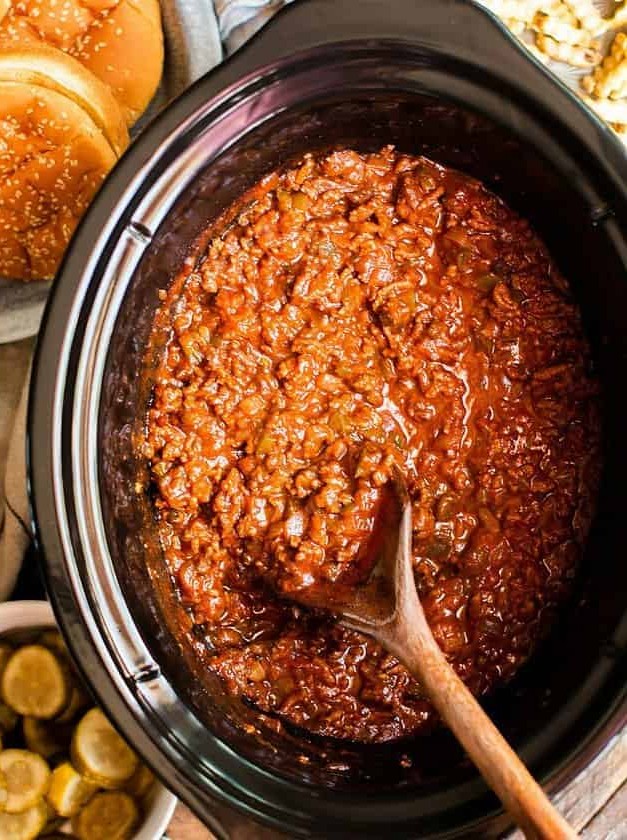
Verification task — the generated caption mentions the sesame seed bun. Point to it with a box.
[0,45,129,155]
[0,45,129,281]
[0,0,164,126]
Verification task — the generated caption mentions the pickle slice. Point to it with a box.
[41,828,66,838]
[0,643,14,677]
[0,645,17,733]
[46,762,97,817]
[55,685,89,726]
[39,802,63,835]
[73,790,139,840]
[125,762,154,799]
[23,718,70,761]
[0,702,18,735]
[0,750,51,813]
[2,646,69,719]
[0,767,7,812]
[38,632,67,661]
[71,709,138,789]
[0,800,48,839]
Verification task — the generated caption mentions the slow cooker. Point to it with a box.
[28,0,627,836]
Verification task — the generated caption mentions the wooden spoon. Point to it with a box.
[291,478,577,840]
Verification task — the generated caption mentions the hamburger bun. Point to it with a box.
[0,45,129,281]
[0,0,164,125]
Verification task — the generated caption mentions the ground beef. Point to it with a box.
[144,147,601,743]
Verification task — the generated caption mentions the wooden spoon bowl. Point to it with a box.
[286,477,577,840]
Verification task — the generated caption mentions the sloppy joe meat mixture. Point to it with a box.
[144,147,600,743]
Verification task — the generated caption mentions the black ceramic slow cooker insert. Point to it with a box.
[29,0,627,837]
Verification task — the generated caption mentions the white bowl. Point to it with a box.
[0,600,178,840]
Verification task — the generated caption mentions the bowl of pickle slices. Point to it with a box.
[0,601,176,840]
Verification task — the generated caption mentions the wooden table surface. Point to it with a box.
[1,339,625,838]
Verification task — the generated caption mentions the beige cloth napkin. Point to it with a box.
[214,0,287,52]
[0,0,291,599]
[0,351,31,600]
[0,379,29,600]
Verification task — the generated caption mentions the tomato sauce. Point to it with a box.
[144,147,601,742]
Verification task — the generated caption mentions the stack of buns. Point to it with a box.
[0,0,164,281]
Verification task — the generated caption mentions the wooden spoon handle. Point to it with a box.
[380,594,576,839]
[373,505,577,839]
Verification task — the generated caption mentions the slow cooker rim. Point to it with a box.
[28,0,627,836]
